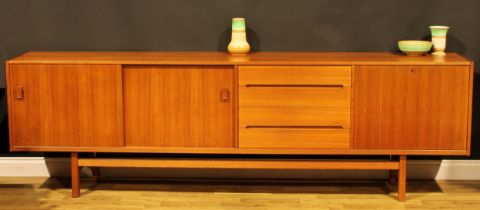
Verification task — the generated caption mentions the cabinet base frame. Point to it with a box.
[70,153,407,201]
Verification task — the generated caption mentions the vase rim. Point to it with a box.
[430,26,450,29]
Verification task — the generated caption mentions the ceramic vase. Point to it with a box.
[228,18,250,55]
[429,26,449,56]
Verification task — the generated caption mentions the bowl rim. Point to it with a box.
[398,40,432,45]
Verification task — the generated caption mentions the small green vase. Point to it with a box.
[430,26,449,55]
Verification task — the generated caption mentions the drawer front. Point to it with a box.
[239,128,350,149]
[239,107,350,128]
[238,65,352,149]
[239,66,351,86]
[239,86,351,107]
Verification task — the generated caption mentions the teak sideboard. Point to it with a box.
[6,52,474,201]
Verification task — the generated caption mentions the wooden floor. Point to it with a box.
[1,177,480,210]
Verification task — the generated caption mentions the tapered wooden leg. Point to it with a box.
[71,152,80,198]
[398,155,407,202]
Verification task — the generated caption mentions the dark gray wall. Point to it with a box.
[0,0,479,158]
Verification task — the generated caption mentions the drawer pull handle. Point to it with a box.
[245,84,344,88]
[245,125,343,129]
[220,89,230,102]
[15,86,24,100]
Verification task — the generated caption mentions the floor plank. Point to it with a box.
[0,177,479,210]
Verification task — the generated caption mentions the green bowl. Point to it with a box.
[398,40,433,56]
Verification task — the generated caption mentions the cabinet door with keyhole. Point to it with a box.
[7,64,124,148]
[354,65,470,150]
[123,65,234,148]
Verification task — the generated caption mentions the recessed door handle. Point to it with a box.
[15,86,24,100]
[220,89,230,102]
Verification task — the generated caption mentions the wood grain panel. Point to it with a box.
[466,63,474,156]
[239,128,350,149]
[239,107,350,128]
[239,87,351,107]
[123,65,234,148]
[78,158,399,170]
[5,52,472,156]
[8,64,123,147]
[354,65,470,150]
[238,66,351,86]
[9,145,469,155]
[8,51,471,66]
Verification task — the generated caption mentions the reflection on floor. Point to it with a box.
[0,177,480,210]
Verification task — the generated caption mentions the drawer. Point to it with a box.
[239,128,350,149]
[239,86,351,107]
[239,66,351,86]
[239,107,350,128]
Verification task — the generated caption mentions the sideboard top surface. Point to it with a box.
[8,51,471,65]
